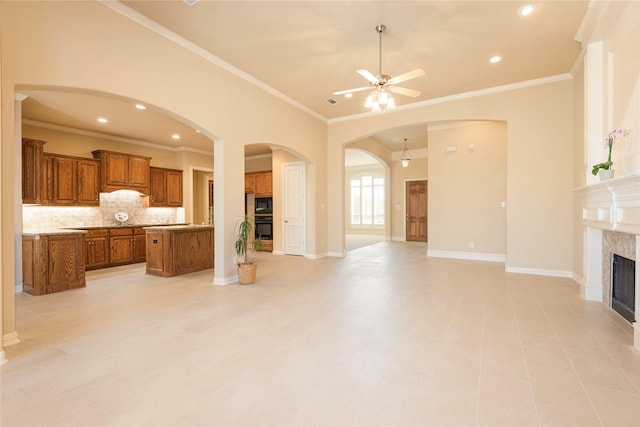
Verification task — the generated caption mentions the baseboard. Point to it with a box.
[15,284,23,292]
[0,350,6,365]
[212,274,238,286]
[327,251,345,257]
[580,282,603,301]
[271,250,284,255]
[505,266,573,278]
[572,272,584,285]
[3,331,20,346]
[306,252,328,259]
[427,249,506,263]
[391,236,404,242]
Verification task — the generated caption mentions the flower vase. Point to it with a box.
[598,169,614,181]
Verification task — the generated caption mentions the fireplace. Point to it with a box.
[575,174,640,350]
[612,254,636,323]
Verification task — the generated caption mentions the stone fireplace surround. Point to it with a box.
[575,174,640,350]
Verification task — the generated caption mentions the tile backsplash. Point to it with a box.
[23,190,185,229]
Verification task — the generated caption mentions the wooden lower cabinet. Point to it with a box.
[22,232,86,296]
[133,227,146,262]
[109,227,135,265]
[84,229,109,270]
[145,225,214,277]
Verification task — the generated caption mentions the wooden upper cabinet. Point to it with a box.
[253,171,273,197]
[244,173,254,193]
[92,150,151,194]
[39,154,100,206]
[22,138,46,204]
[77,159,100,205]
[148,167,183,207]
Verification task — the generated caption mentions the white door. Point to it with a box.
[283,162,305,256]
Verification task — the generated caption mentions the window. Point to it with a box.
[350,175,384,226]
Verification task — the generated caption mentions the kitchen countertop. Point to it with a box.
[143,224,214,230]
[66,223,189,230]
[22,228,87,237]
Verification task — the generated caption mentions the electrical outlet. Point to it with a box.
[468,242,474,249]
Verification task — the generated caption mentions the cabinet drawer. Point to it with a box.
[133,227,146,235]
[109,227,133,236]
[84,229,108,238]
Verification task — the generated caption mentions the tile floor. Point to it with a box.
[1,242,639,426]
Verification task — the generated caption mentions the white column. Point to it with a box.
[212,138,245,285]
[585,41,605,185]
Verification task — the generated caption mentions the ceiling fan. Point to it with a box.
[333,24,425,111]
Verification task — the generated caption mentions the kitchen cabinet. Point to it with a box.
[92,150,151,194]
[40,154,100,206]
[84,229,109,270]
[133,227,147,262]
[109,227,135,265]
[22,231,86,295]
[244,173,254,193]
[244,171,272,196]
[147,167,183,207]
[253,171,272,197]
[145,225,214,277]
[22,138,46,204]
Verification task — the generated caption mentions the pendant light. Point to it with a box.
[401,138,411,168]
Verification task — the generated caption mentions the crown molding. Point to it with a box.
[98,0,327,124]
[329,73,574,124]
[23,119,213,156]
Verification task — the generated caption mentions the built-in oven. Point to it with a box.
[255,215,273,240]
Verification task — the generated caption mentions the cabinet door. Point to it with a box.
[263,171,273,196]
[22,139,45,204]
[149,168,167,206]
[253,173,266,196]
[244,173,254,193]
[85,237,109,269]
[40,155,54,205]
[134,233,146,262]
[128,156,150,189]
[103,152,130,187]
[77,160,100,206]
[52,156,78,205]
[110,235,134,264]
[47,235,85,293]
[166,170,183,207]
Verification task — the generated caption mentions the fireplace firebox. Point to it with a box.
[611,254,636,323]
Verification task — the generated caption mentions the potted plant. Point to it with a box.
[234,214,263,284]
[592,128,630,180]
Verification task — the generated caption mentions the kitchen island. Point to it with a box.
[144,224,214,277]
[22,229,87,295]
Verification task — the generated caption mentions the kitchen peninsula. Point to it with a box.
[144,224,214,277]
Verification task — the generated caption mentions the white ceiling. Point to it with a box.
[20,0,589,157]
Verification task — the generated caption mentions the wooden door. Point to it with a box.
[77,159,100,206]
[22,138,45,204]
[41,155,54,205]
[52,156,78,205]
[86,237,109,269]
[47,235,84,293]
[406,180,428,242]
[133,228,147,262]
[166,170,183,206]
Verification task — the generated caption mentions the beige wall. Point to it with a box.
[573,61,585,282]
[428,122,507,256]
[245,155,272,173]
[1,1,326,343]
[328,78,575,274]
[192,170,212,225]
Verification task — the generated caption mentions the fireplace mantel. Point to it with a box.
[574,173,640,234]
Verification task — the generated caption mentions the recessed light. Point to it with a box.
[97,117,108,123]
[135,104,146,110]
[171,134,180,140]
[518,4,535,16]
[195,129,201,133]
[489,56,502,64]
[345,93,353,98]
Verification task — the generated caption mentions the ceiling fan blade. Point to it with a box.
[357,69,380,84]
[387,68,425,85]
[332,86,372,96]
[389,86,421,97]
